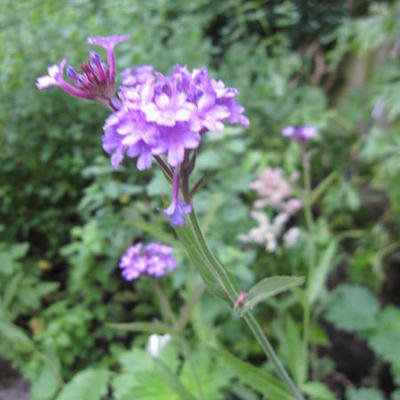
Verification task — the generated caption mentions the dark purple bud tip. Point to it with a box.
[66,65,76,79]
[90,50,101,64]
[110,97,122,111]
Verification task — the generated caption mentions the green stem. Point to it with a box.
[150,278,176,324]
[176,283,206,331]
[301,149,315,383]
[180,337,205,400]
[151,277,205,400]
[184,210,304,400]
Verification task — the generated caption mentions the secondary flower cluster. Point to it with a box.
[36,35,130,105]
[238,168,302,252]
[119,242,176,281]
[281,125,317,142]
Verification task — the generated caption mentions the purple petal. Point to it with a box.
[87,35,130,50]
[281,126,296,138]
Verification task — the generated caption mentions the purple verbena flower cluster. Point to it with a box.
[119,242,176,281]
[36,35,130,105]
[281,125,317,142]
[103,65,249,169]
[103,64,249,225]
[36,35,249,227]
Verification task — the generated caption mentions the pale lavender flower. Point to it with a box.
[119,242,177,281]
[36,35,129,105]
[281,125,296,138]
[297,125,318,140]
[281,125,317,141]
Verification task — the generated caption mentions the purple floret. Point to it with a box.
[119,242,177,281]
[281,125,318,141]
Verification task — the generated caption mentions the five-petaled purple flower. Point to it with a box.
[281,125,317,141]
[119,242,177,281]
[36,35,130,105]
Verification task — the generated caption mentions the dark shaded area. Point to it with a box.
[0,358,30,400]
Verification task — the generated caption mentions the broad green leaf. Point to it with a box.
[157,360,197,400]
[308,241,337,304]
[180,349,233,400]
[30,365,60,400]
[391,389,400,400]
[324,284,380,332]
[301,382,335,400]
[113,347,181,400]
[284,316,306,385]
[114,372,179,400]
[346,387,385,400]
[0,320,35,353]
[211,347,292,399]
[240,276,305,315]
[56,368,109,400]
[367,306,400,368]
[9,242,30,259]
[107,321,177,335]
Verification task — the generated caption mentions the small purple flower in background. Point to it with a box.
[281,125,317,142]
[119,242,177,281]
[36,35,129,105]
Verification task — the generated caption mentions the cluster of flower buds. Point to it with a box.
[281,125,317,142]
[37,35,249,227]
[119,242,176,281]
[36,35,130,106]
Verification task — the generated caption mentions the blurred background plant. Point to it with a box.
[1,0,400,399]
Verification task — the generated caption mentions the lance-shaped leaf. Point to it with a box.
[106,321,177,335]
[308,241,337,304]
[211,347,292,399]
[240,276,305,315]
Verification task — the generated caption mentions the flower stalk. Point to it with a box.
[177,209,305,400]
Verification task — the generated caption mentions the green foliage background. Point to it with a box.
[1,0,400,399]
